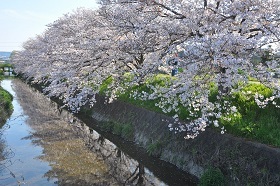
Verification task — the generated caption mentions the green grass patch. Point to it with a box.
[99,121,134,140]
[99,76,114,95]
[220,83,280,147]
[116,74,193,119]
[0,85,13,126]
[147,140,162,157]
[99,74,171,114]
[98,74,280,147]
[199,167,226,186]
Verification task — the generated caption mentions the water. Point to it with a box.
[0,80,56,185]
[0,79,197,185]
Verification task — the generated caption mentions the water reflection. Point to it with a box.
[12,79,168,185]
[0,79,57,186]
[1,79,196,186]
[73,122,167,186]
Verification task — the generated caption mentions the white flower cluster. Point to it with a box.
[255,94,280,108]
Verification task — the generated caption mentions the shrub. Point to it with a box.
[147,140,162,157]
[199,167,225,186]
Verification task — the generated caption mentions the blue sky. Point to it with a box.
[0,0,99,52]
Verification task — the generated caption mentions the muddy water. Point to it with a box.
[0,79,197,186]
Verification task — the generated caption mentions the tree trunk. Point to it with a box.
[218,67,229,95]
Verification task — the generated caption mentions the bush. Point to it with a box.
[199,167,225,186]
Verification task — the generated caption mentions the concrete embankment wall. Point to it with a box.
[87,95,280,185]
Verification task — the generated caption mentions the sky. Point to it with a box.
[0,0,99,52]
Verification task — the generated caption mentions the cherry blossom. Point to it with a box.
[11,0,280,138]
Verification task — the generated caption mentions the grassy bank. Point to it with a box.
[0,80,13,126]
[220,83,280,147]
[100,74,280,148]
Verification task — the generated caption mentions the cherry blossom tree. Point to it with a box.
[11,0,280,138]
[98,0,280,138]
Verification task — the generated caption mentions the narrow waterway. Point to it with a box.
[0,79,197,185]
[0,80,56,185]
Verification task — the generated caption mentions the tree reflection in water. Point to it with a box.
[75,123,166,186]
[12,79,167,186]
[0,124,18,183]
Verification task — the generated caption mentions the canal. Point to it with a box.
[0,79,197,185]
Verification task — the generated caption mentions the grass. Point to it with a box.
[0,71,3,79]
[99,74,280,147]
[147,140,162,157]
[100,74,169,114]
[0,64,13,68]
[199,167,225,186]
[117,74,192,119]
[99,121,134,141]
[0,83,13,126]
[217,83,280,147]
